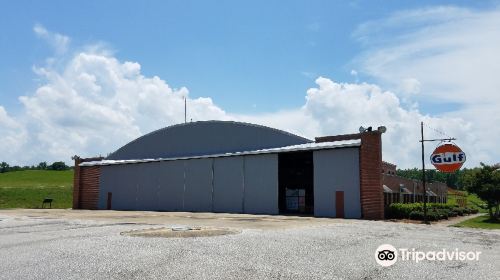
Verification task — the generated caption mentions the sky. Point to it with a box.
[0,0,499,168]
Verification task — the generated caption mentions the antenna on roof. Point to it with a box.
[184,97,187,124]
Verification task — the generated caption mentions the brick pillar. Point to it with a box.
[359,131,384,219]
[72,157,82,209]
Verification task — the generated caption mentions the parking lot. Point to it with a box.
[0,209,499,279]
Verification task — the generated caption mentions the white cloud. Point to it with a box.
[234,76,477,168]
[0,106,28,165]
[15,51,227,163]
[1,13,498,169]
[351,5,500,167]
[0,49,483,168]
[398,78,420,95]
[33,24,70,54]
[353,6,500,104]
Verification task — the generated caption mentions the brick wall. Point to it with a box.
[78,166,101,209]
[359,132,384,220]
[382,161,397,175]
[73,157,103,210]
[383,174,417,193]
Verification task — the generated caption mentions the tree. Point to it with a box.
[466,163,500,220]
[396,168,461,187]
[37,162,48,170]
[49,161,69,171]
[0,162,9,173]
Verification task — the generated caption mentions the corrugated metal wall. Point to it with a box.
[213,157,244,213]
[98,154,279,214]
[243,154,279,214]
[183,158,213,212]
[313,148,361,218]
[87,148,364,217]
[157,161,185,211]
[78,166,101,209]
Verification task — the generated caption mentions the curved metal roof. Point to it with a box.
[107,120,312,160]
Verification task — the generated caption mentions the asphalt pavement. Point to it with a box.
[0,210,499,280]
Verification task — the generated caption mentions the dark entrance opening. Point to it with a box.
[278,151,314,215]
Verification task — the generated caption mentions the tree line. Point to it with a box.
[398,163,500,220]
[396,167,480,190]
[0,161,71,173]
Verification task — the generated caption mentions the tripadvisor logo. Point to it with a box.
[375,244,481,267]
[375,244,397,267]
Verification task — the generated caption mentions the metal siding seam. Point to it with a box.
[135,183,139,210]
[242,156,246,213]
[156,164,160,211]
[182,160,186,211]
[275,154,279,214]
[211,158,215,212]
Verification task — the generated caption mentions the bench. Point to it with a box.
[42,198,53,209]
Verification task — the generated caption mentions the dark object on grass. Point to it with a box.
[42,198,53,209]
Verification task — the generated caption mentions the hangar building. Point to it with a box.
[73,121,385,219]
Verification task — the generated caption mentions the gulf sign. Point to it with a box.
[430,143,466,173]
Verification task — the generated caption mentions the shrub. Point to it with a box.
[387,203,423,219]
[387,203,456,219]
[407,210,446,221]
[428,203,458,210]
[469,208,479,214]
[427,211,439,221]
[453,208,464,216]
[448,211,458,217]
[409,211,424,220]
[435,209,449,220]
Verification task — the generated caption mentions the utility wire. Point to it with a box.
[423,122,453,140]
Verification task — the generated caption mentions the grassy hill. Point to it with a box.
[448,189,488,213]
[0,170,73,209]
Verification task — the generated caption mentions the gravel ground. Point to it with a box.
[0,210,499,280]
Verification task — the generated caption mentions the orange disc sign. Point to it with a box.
[430,143,466,173]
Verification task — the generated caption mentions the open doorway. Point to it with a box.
[278,151,314,215]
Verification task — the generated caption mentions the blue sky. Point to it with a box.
[0,1,499,167]
[1,0,493,113]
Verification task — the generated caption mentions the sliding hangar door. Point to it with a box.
[98,154,279,215]
[97,148,361,218]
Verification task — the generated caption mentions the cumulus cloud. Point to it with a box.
[0,50,481,168]
[20,51,228,162]
[240,76,461,165]
[1,14,497,168]
[240,77,472,168]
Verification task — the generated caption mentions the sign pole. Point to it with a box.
[419,122,460,225]
[421,122,428,224]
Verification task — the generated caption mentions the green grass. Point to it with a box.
[466,193,488,212]
[453,215,500,229]
[448,191,488,213]
[0,170,73,209]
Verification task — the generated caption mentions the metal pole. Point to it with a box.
[184,97,187,123]
[421,122,428,224]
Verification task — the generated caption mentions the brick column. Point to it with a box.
[359,132,384,219]
[72,157,81,209]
